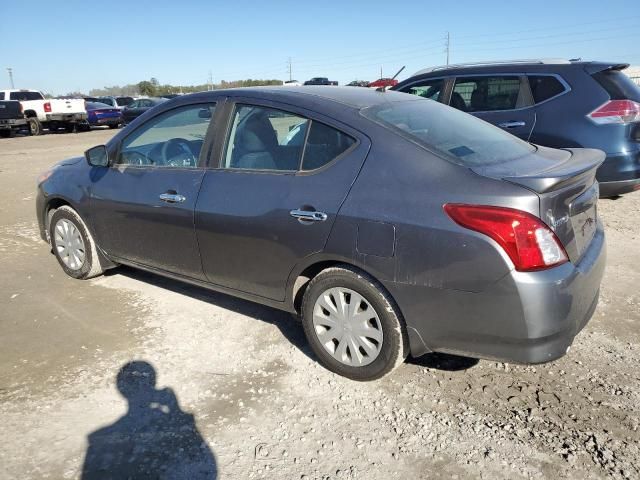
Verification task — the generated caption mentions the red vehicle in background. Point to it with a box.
[369,78,399,89]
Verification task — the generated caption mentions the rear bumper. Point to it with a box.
[45,113,88,123]
[0,118,27,129]
[597,148,640,196]
[386,222,606,364]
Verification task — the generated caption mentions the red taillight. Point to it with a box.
[444,204,568,272]
[44,102,52,113]
[588,99,640,125]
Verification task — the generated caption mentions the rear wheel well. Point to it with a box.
[291,261,389,315]
[24,110,37,118]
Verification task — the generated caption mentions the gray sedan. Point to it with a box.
[35,87,605,381]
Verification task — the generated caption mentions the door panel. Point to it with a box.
[89,103,217,279]
[195,103,370,301]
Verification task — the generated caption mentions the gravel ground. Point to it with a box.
[0,130,638,479]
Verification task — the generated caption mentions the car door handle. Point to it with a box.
[159,193,186,203]
[498,121,526,128]
[290,209,328,222]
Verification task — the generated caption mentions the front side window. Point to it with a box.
[117,103,216,168]
[224,105,309,171]
[363,99,536,167]
[451,76,525,112]
[403,78,445,102]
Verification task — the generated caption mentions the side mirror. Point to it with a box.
[198,108,212,119]
[85,145,109,167]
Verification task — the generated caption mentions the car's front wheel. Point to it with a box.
[301,266,408,381]
[49,206,104,279]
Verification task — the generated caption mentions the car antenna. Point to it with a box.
[377,66,405,92]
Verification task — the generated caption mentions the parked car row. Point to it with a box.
[0,90,173,136]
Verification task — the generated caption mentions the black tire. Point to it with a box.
[108,123,120,129]
[28,117,42,136]
[49,206,104,280]
[301,265,409,381]
[0,129,11,138]
[64,124,76,133]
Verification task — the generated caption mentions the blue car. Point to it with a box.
[85,102,122,129]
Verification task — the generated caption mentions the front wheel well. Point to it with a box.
[44,198,72,237]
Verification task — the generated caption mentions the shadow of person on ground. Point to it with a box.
[81,361,217,479]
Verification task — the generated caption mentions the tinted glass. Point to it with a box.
[98,98,115,106]
[302,121,355,171]
[117,103,215,168]
[363,99,536,167]
[403,78,445,102]
[528,76,566,103]
[9,91,43,101]
[116,96,134,106]
[86,102,112,109]
[592,70,640,102]
[452,76,523,112]
[224,105,309,171]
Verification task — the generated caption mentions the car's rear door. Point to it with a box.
[89,101,219,279]
[195,98,370,301]
[449,75,536,140]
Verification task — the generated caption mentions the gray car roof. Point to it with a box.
[203,86,414,109]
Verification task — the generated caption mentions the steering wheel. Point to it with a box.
[161,138,197,167]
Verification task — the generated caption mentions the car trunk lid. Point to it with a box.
[471,146,604,263]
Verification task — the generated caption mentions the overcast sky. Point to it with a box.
[3,0,639,94]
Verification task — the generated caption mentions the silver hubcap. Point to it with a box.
[54,219,86,270]
[312,287,383,367]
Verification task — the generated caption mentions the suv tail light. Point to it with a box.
[444,204,568,272]
[588,100,640,125]
[44,102,52,113]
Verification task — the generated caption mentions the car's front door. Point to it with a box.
[89,102,218,279]
[195,100,370,301]
[449,75,536,140]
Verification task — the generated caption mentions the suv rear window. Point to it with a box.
[592,69,640,102]
[528,76,566,103]
[362,99,535,167]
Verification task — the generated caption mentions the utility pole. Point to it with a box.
[444,32,450,65]
[287,57,292,81]
[7,67,14,88]
[380,65,383,79]
[208,71,213,91]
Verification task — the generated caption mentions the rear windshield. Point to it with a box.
[592,69,640,102]
[116,97,134,106]
[9,91,43,101]
[362,99,535,167]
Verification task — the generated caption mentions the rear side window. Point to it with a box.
[528,76,566,103]
[402,78,445,102]
[9,91,43,101]
[301,121,355,171]
[362,99,536,167]
[451,76,525,112]
[592,70,640,102]
[117,97,134,106]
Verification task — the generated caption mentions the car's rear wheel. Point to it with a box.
[28,118,42,136]
[301,266,408,381]
[109,123,120,129]
[0,129,11,138]
[49,206,104,279]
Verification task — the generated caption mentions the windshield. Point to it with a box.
[362,99,536,167]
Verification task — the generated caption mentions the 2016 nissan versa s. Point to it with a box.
[36,87,606,381]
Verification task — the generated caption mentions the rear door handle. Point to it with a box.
[498,121,526,128]
[290,209,328,222]
[159,193,186,203]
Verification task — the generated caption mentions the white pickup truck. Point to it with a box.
[0,89,87,135]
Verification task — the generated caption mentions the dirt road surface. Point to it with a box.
[1,130,638,479]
